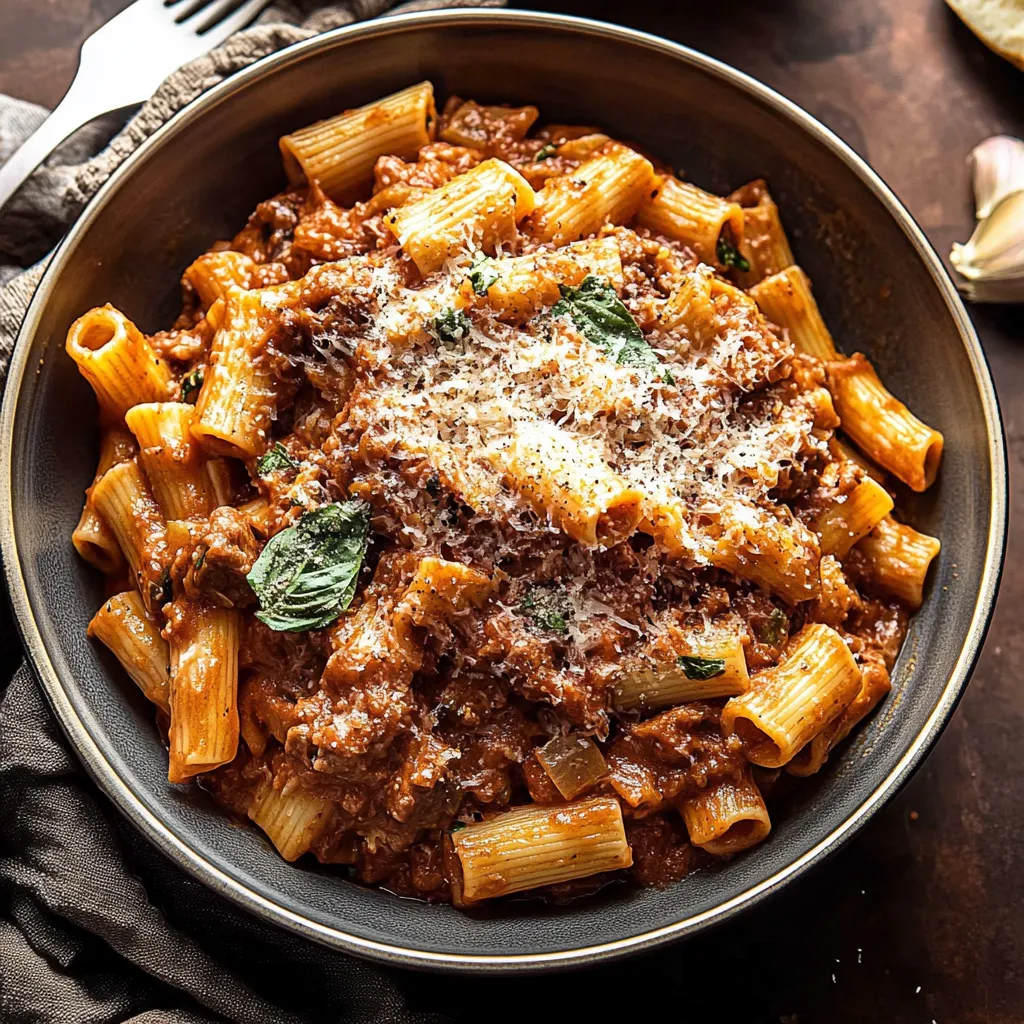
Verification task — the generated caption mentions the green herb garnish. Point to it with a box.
[676,655,726,681]
[180,368,203,404]
[756,607,788,645]
[150,568,173,608]
[716,236,751,273]
[431,307,472,344]
[468,252,500,296]
[517,585,573,636]
[552,276,673,383]
[246,500,371,632]
[257,442,300,477]
[449,821,467,833]
[535,143,558,161]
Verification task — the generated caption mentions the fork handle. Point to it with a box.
[0,73,106,213]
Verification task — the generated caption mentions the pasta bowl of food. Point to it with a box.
[0,9,1005,970]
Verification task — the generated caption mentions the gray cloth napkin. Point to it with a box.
[0,1,510,1020]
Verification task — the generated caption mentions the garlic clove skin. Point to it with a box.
[951,189,1024,282]
[970,135,1024,221]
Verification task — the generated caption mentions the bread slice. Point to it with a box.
[947,0,1024,70]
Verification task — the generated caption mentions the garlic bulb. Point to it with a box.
[970,135,1024,220]
[949,135,1024,302]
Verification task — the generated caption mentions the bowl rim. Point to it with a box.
[0,7,1008,973]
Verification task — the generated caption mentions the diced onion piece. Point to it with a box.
[535,733,609,800]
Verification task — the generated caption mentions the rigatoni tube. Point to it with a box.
[722,624,862,768]
[280,81,436,203]
[710,505,821,605]
[386,158,535,275]
[787,660,892,777]
[528,142,656,245]
[65,305,172,420]
[827,353,943,492]
[730,179,795,286]
[125,402,211,520]
[813,477,894,558]
[614,633,750,712]
[680,767,771,855]
[72,427,136,574]
[448,797,632,904]
[90,459,168,613]
[192,282,299,459]
[166,602,241,783]
[749,266,838,361]
[87,591,170,713]
[636,176,744,265]
[493,418,643,548]
[470,236,623,321]
[183,250,257,310]
[248,779,334,861]
[855,515,941,608]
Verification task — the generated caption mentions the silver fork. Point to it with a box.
[0,0,271,211]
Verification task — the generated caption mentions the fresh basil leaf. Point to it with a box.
[756,606,788,645]
[676,655,726,680]
[180,368,203,404]
[448,821,467,833]
[468,252,500,296]
[517,585,572,636]
[257,442,300,477]
[552,275,673,382]
[716,236,751,273]
[431,308,472,344]
[535,142,558,161]
[247,500,371,632]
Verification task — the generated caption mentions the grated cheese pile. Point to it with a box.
[327,242,825,566]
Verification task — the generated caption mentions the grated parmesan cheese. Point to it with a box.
[334,239,825,568]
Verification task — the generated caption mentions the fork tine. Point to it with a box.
[198,0,270,39]
[173,0,223,24]
[180,0,239,31]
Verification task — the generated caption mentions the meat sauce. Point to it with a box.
[149,97,916,905]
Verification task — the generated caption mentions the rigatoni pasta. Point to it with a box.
[828,353,944,492]
[192,282,299,459]
[448,797,631,905]
[89,459,168,613]
[750,266,838,361]
[66,305,172,419]
[637,176,745,266]
[69,85,941,908]
[72,427,136,574]
[852,516,941,608]
[125,402,211,520]
[386,157,535,274]
[528,142,656,244]
[166,602,241,784]
[280,81,436,203]
[248,778,335,861]
[88,591,170,713]
[680,767,771,855]
[721,624,862,768]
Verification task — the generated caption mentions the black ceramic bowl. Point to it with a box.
[0,10,1006,971]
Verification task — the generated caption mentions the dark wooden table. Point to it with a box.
[2,1,1022,1021]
